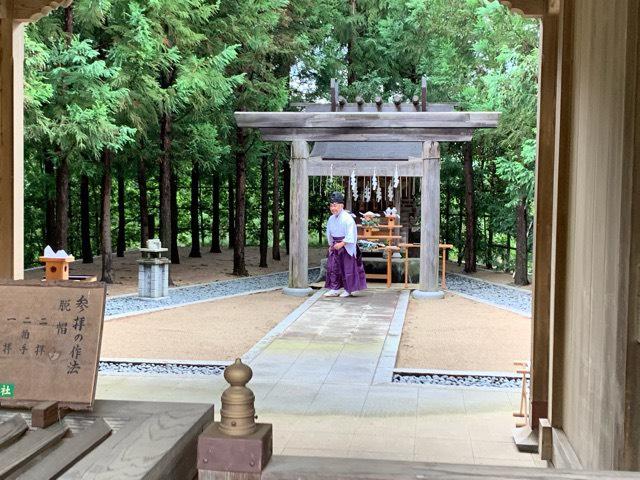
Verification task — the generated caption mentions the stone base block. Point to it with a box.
[411,289,445,300]
[198,423,272,474]
[283,287,313,297]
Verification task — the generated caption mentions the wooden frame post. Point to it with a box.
[412,141,444,300]
[529,6,559,431]
[0,12,24,280]
[283,140,312,296]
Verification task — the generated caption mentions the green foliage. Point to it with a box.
[21,0,539,274]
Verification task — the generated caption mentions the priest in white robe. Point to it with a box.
[324,191,367,297]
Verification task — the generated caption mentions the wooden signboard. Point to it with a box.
[0,281,106,410]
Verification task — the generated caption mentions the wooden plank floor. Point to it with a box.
[0,400,213,480]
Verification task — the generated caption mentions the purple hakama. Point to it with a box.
[324,210,367,293]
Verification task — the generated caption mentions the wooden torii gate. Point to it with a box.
[0,0,73,280]
[236,81,499,298]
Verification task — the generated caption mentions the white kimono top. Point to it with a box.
[326,210,357,257]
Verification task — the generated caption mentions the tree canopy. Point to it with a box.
[23,0,539,285]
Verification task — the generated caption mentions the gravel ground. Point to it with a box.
[445,273,531,316]
[99,361,226,376]
[105,267,321,317]
[393,372,525,389]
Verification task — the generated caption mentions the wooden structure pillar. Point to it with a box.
[0,0,72,280]
[0,8,24,280]
[283,140,312,296]
[529,2,559,431]
[412,141,444,299]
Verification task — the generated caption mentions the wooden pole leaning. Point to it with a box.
[412,141,444,299]
[283,140,313,296]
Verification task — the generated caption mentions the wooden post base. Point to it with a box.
[198,423,273,476]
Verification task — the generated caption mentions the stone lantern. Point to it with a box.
[137,239,170,299]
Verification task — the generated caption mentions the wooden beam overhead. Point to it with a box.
[499,0,545,17]
[258,128,474,143]
[13,0,72,22]
[235,111,499,130]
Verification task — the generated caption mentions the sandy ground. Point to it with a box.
[100,290,306,361]
[396,292,531,372]
[26,246,327,296]
[445,260,532,291]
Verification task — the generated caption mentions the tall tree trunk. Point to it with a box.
[189,160,201,257]
[233,127,248,276]
[283,159,290,255]
[227,174,235,248]
[486,215,494,270]
[52,6,73,253]
[116,170,126,257]
[346,0,357,85]
[210,172,221,253]
[159,111,172,253]
[170,169,180,264]
[505,234,512,272]
[457,197,463,266]
[444,185,451,261]
[272,150,281,261]
[44,157,56,247]
[80,175,92,263]
[100,149,114,283]
[54,156,70,251]
[68,180,75,255]
[259,156,269,268]
[514,197,530,285]
[149,214,155,240]
[462,142,476,273]
[138,157,149,247]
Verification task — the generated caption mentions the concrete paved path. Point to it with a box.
[97,288,544,467]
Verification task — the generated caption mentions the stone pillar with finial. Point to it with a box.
[197,359,273,479]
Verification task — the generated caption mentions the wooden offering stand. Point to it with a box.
[38,255,75,281]
[358,215,402,287]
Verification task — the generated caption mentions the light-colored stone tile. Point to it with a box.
[350,434,414,455]
[285,431,353,451]
[471,440,534,461]
[466,416,516,442]
[353,415,416,436]
[415,414,470,440]
[348,450,414,461]
[463,389,512,415]
[532,457,550,468]
[289,415,360,434]
[273,429,294,454]
[281,448,349,458]
[475,457,536,467]
[414,437,474,464]
[417,387,466,414]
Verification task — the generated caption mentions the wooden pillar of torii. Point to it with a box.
[413,140,444,299]
[0,0,72,280]
[283,140,312,296]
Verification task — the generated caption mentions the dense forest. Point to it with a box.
[23,0,539,285]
